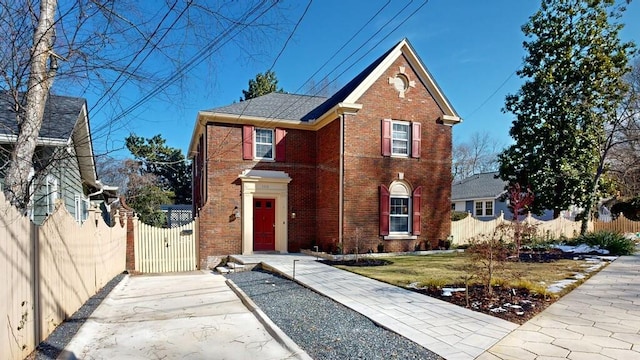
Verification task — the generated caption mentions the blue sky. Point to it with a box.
[85,1,640,159]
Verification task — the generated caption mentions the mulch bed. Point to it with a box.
[411,284,555,324]
[320,258,393,267]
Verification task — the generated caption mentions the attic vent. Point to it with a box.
[388,66,416,98]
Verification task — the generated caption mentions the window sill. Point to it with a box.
[383,235,417,240]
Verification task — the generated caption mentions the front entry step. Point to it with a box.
[215,262,246,274]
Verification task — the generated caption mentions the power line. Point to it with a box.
[465,68,518,119]
[93,0,278,136]
[269,0,313,70]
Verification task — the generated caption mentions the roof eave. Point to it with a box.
[188,102,362,158]
[343,39,461,121]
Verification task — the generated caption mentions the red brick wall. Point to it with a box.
[316,119,341,252]
[342,54,452,252]
[197,55,454,259]
[197,123,318,265]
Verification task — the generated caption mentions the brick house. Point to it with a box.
[188,38,461,267]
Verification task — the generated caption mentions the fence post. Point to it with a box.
[31,221,41,346]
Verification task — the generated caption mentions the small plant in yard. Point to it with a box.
[506,183,535,260]
[467,223,511,297]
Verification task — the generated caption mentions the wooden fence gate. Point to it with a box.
[134,217,198,273]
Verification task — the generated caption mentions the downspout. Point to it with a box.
[87,180,104,198]
[339,113,345,251]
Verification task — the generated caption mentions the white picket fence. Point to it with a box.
[450,212,588,246]
[133,216,198,273]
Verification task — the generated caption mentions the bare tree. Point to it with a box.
[1,0,290,210]
[452,131,502,181]
[576,57,640,233]
[607,58,640,198]
[304,75,341,97]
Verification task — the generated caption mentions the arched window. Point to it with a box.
[389,181,411,233]
[379,181,422,237]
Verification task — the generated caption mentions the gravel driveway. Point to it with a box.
[226,269,443,360]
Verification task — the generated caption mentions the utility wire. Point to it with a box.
[465,68,518,119]
[94,0,278,135]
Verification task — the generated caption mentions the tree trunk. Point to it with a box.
[3,0,58,209]
[581,160,606,235]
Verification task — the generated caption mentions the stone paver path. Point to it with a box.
[478,254,640,360]
[233,254,518,360]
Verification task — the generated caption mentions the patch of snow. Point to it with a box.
[490,307,507,313]
[553,244,609,254]
[441,287,465,296]
[547,279,578,293]
[406,282,427,290]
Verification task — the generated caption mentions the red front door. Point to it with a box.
[253,198,275,251]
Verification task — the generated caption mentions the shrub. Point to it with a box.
[575,231,636,256]
[451,211,469,221]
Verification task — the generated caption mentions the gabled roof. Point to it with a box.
[189,38,461,157]
[204,93,328,121]
[0,92,101,190]
[0,92,85,141]
[452,172,507,201]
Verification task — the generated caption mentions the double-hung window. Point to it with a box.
[254,128,274,160]
[380,182,422,237]
[390,196,410,233]
[391,122,410,156]
[381,119,421,158]
[74,194,90,223]
[475,200,494,217]
[243,125,286,161]
[45,175,59,214]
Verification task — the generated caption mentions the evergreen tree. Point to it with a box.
[499,0,635,232]
[125,134,191,204]
[241,70,284,100]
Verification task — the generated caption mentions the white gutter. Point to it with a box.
[0,134,67,146]
[87,180,104,198]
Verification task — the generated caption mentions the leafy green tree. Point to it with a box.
[499,0,635,234]
[125,134,191,204]
[121,159,172,226]
[241,70,284,100]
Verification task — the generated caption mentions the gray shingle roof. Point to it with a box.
[204,93,328,121]
[451,171,507,200]
[0,92,85,140]
[203,40,397,122]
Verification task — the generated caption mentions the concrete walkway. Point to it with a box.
[478,254,640,360]
[234,254,519,360]
[60,271,310,360]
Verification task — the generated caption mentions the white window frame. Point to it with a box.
[389,181,411,234]
[45,175,59,214]
[254,128,275,160]
[474,200,494,217]
[391,121,410,157]
[74,193,90,223]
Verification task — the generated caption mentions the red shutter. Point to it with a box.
[380,184,390,236]
[381,119,392,156]
[242,125,253,160]
[411,122,421,158]
[412,186,422,235]
[275,128,286,162]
